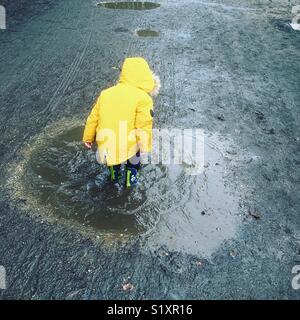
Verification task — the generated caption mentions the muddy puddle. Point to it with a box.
[136,29,159,37]
[7,120,241,256]
[97,2,160,10]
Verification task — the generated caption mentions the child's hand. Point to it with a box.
[84,142,93,149]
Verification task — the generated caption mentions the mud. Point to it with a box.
[136,29,159,37]
[0,0,299,299]
[97,1,160,10]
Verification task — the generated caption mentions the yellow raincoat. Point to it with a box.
[82,57,155,166]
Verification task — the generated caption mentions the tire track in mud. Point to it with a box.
[0,2,94,134]
[7,238,45,295]
[18,243,45,298]
[0,34,53,120]
[36,8,95,120]
[48,32,92,114]
[0,6,96,166]
[0,0,66,94]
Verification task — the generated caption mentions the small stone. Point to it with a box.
[201,208,213,216]
[122,282,134,291]
[255,110,265,120]
[248,209,261,220]
[196,261,203,267]
[217,114,225,121]
[159,250,169,256]
[263,128,275,134]
[230,250,237,258]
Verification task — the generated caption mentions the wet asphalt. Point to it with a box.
[0,0,299,299]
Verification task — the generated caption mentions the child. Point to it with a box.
[83,57,160,188]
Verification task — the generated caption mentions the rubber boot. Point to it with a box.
[126,167,139,188]
[109,165,123,183]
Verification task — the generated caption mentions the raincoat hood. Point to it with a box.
[119,57,155,94]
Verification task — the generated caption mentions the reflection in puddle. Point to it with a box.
[136,29,159,37]
[97,2,160,10]
[145,136,241,256]
[7,121,241,256]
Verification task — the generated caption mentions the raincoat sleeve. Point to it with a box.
[82,95,101,143]
[135,95,154,153]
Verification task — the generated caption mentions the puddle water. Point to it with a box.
[7,121,241,256]
[145,137,241,256]
[97,2,160,10]
[136,29,159,37]
[22,126,148,235]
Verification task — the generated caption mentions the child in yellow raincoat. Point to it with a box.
[83,57,160,188]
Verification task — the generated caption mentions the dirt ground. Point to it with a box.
[0,0,299,299]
